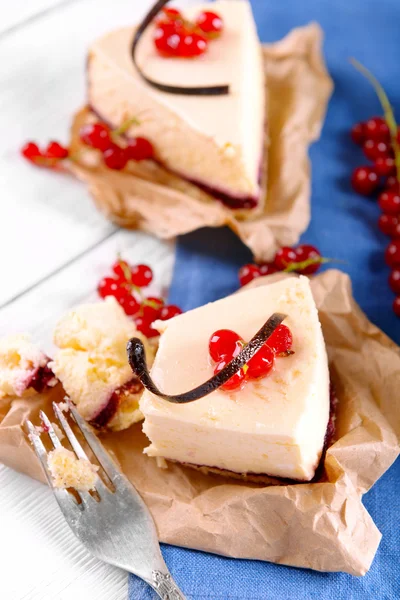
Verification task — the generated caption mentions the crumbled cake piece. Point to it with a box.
[47,447,99,491]
[0,334,52,398]
[51,297,154,430]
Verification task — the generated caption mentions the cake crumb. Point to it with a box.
[47,447,98,491]
[156,457,168,469]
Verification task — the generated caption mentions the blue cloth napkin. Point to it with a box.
[130,0,400,597]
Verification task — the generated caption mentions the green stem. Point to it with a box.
[350,58,400,184]
[112,116,141,138]
[283,257,336,274]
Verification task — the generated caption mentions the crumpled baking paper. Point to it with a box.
[68,23,333,261]
[1,269,399,576]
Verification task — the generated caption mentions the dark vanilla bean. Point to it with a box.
[131,0,229,96]
[127,312,286,404]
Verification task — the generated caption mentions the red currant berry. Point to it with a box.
[79,123,111,151]
[126,137,154,161]
[209,329,242,362]
[159,305,182,320]
[385,240,400,267]
[385,175,399,191]
[378,190,400,215]
[110,285,130,303]
[21,141,42,161]
[135,316,159,338]
[389,269,400,294]
[119,294,140,316]
[364,117,390,142]
[103,145,128,170]
[154,22,183,56]
[294,244,322,274]
[246,345,274,380]
[391,222,400,239]
[273,247,298,271]
[195,10,224,35]
[131,264,153,287]
[393,297,400,317]
[351,166,379,196]
[258,263,277,276]
[363,139,391,161]
[238,264,261,286]
[374,156,396,177]
[112,259,130,281]
[97,277,119,299]
[214,360,246,392]
[179,32,208,57]
[378,214,399,236]
[266,324,293,354]
[141,297,164,321]
[350,122,365,145]
[45,141,69,159]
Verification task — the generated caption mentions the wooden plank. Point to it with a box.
[0,0,75,35]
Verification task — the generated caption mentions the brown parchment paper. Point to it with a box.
[68,23,333,261]
[1,269,399,576]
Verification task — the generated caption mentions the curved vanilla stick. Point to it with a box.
[127,312,286,404]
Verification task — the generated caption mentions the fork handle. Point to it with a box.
[149,570,186,599]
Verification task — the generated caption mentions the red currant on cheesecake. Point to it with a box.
[86,1,266,209]
[139,276,330,481]
[195,10,224,35]
[50,297,155,431]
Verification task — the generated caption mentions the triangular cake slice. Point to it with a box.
[87,0,266,209]
[140,276,330,481]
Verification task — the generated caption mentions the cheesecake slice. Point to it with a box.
[87,0,266,208]
[140,276,330,481]
[51,297,154,431]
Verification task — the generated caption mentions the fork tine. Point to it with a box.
[52,402,88,460]
[66,400,121,483]
[52,402,110,498]
[39,410,62,449]
[26,420,55,488]
[26,420,80,506]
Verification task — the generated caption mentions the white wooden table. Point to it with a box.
[0,2,194,597]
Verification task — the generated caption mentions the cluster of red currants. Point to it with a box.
[209,325,293,392]
[98,259,182,338]
[350,116,400,316]
[238,244,323,287]
[21,140,69,167]
[350,116,398,197]
[79,121,154,171]
[153,6,223,58]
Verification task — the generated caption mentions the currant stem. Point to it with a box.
[350,58,400,184]
[283,256,334,273]
[112,116,141,138]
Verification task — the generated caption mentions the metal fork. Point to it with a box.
[26,401,186,599]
